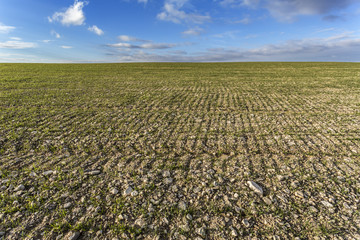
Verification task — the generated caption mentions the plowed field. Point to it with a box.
[0,63,359,239]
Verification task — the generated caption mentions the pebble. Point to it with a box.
[181,224,190,232]
[295,191,305,199]
[29,172,37,177]
[68,232,80,240]
[43,170,53,176]
[135,218,146,228]
[321,201,334,208]
[64,203,72,209]
[247,181,263,196]
[291,181,300,188]
[88,170,101,175]
[242,219,251,227]
[263,197,272,205]
[14,184,25,192]
[277,175,285,181]
[164,178,173,184]
[110,188,119,195]
[162,170,171,177]
[196,227,206,237]
[230,226,238,237]
[131,190,139,197]
[124,186,133,196]
[178,201,187,210]
[309,206,318,212]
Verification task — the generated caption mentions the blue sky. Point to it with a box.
[1,0,360,62]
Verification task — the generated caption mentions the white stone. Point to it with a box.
[247,181,263,196]
[43,170,53,176]
[321,201,334,208]
[178,201,187,210]
[124,186,133,196]
[14,184,25,192]
[110,188,119,195]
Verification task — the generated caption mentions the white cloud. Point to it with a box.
[218,0,259,8]
[182,27,204,36]
[51,30,61,39]
[218,0,357,22]
[138,0,148,3]
[0,23,15,34]
[109,33,360,62]
[48,0,87,26]
[88,25,104,36]
[10,37,22,41]
[61,45,73,49]
[108,42,177,49]
[157,0,211,24]
[266,0,355,21]
[117,35,149,42]
[42,40,52,43]
[0,40,37,49]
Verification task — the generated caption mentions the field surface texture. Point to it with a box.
[0,63,359,240]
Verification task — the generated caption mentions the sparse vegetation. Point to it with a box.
[0,62,359,239]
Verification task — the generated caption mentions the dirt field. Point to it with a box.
[0,62,359,239]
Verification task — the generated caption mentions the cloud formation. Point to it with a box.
[0,40,37,49]
[88,25,104,36]
[108,42,177,49]
[0,23,15,34]
[219,0,259,8]
[266,0,355,21]
[182,27,204,36]
[218,0,357,21]
[157,0,211,24]
[61,46,73,49]
[110,33,360,62]
[51,30,61,39]
[117,35,148,42]
[48,0,87,26]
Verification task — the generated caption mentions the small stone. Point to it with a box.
[321,201,334,208]
[309,206,318,212]
[43,170,53,176]
[30,172,37,177]
[196,227,206,237]
[162,170,171,177]
[162,217,169,225]
[291,181,300,188]
[186,214,193,220]
[277,175,285,181]
[64,203,72,209]
[181,224,190,232]
[110,188,119,195]
[135,218,146,228]
[263,197,272,205]
[178,201,187,210]
[164,177,173,184]
[88,170,101,175]
[295,191,305,199]
[14,184,25,192]
[131,190,138,197]
[68,232,80,240]
[242,219,251,227]
[124,186,133,196]
[230,226,238,237]
[247,181,263,196]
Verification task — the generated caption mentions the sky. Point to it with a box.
[0,0,360,62]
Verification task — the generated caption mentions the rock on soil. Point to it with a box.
[247,181,264,196]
